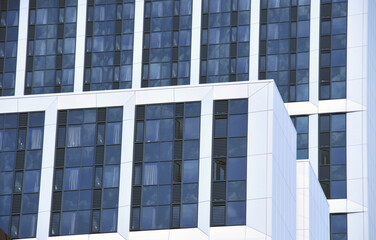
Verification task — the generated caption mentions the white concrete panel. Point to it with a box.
[212,84,248,100]
[248,111,269,155]
[170,229,208,240]
[131,0,144,89]
[136,88,174,104]
[328,199,347,213]
[174,86,212,103]
[49,235,89,240]
[96,91,133,108]
[247,199,268,235]
[89,233,126,240]
[57,94,97,109]
[210,226,247,240]
[285,102,318,116]
[247,154,268,200]
[117,205,131,239]
[73,0,87,92]
[347,47,364,81]
[129,229,170,240]
[309,0,320,105]
[347,15,364,48]
[347,145,364,180]
[347,79,364,105]
[249,0,260,81]
[190,0,202,85]
[347,111,364,146]
[245,226,268,240]
[308,114,318,176]
[198,201,210,235]
[0,98,18,113]
[15,0,29,96]
[17,96,56,112]
[348,213,365,240]
[248,84,269,113]
[347,179,364,207]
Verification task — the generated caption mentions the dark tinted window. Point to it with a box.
[131,102,200,230]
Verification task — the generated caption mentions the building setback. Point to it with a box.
[0,0,374,239]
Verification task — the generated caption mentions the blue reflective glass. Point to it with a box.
[158,185,171,205]
[227,157,246,180]
[103,165,120,188]
[66,148,81,167]
[331,214,347,232]
[142,186,158,205]
[227,201,246,225]
[141,206,156,230]
[228,115,247,137]
[64,168,79,190]
[60,212,76,235]
[331,180,346,199]
[145,120,160,142]
[228,138,247,157]
[79,190,92,210]
[331,114,346,131]
[19,214,37,238]
[102,188,119,208]
[76,211,91,234]
[159,162,172,184]
[183,160,198,183]
[184,118,200,140]
[228,181,246,201]
[183,140,199,159]
[160,119,174,141]
[156,205,170,229]
[23,170,40,193]
[22,194,39,213]
[63,191,79,211]
[0,195,11,215]
[101,209,117,232]
[144,143,160,162]
[182,183,198,203]
[80,167,93,189]
[181,204,197,227]
[0,152,15,171]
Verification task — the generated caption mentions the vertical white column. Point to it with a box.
[309,0,320,105]
[190,0,202,85]
[132,0,144,89]
[117,95,136,239]
[73,0,87,92]
[197,89,213,235]
[308,114,318,176]
[36,99,58,240]
[249,0,260,82]
[14,0,29,96]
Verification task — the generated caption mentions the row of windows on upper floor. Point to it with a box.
[0,0,348,102]
[0,102,347,237]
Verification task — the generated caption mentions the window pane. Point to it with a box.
[181,204,197,227]
[227,201,246,225]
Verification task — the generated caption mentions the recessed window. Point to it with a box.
[259,0,310,102]
[141,0,193,87]
[319,0,347,100]
[331,214,347,239]
[211,99,248,226]
[200,0,250,84]
[319,113,346,199]
[83,0,135,91]
[291,115,309,159]
[0,0,20,96]
[25,0,78,95]
[131,102,201,230]
[50,107,123,236]
[0,112,45,238]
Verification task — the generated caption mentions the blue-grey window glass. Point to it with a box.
[291,115,309,159]
[50,107,123,236]
[0,0,20,96]
[25,0,78,95]
[200,0,250,84]
[0,112,44,238]
[319,0,347,100]
[319,113,346,199]
[141,0,192,87]
[331,214,347,240]
[83,0,135,91]
[131,102,201,230]
[211,99,247,226]
[259,0,310,102]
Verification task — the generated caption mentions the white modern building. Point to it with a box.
[0,0,374,239]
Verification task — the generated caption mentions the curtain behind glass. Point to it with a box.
[143,163,158,185]
[67,126,82,147]
[28,128,43,149]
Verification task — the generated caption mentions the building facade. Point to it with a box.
[0,0,374,239]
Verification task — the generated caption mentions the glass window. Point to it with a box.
[51,107,122,236]
[132,102,201,230]
[0,111,44,238]
[212,99,247,226]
